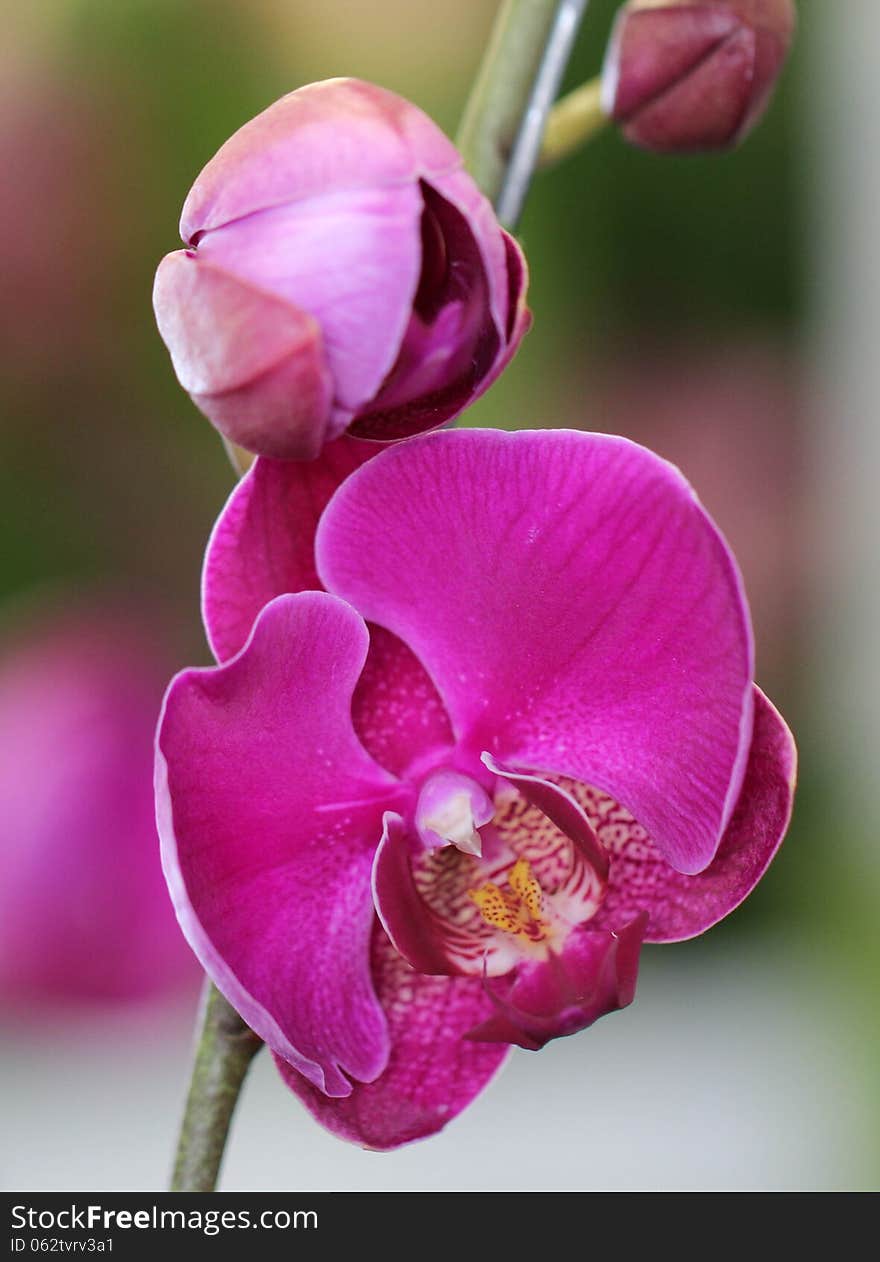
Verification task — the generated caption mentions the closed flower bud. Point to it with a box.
[154,78,530,460]
[602,0,796,153]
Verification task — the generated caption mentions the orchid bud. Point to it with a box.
[602,0,796,153]
[154,78,530,460]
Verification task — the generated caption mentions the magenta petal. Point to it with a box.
[202,449,455,776]
[156,592,401,1096]
[590,686,797,942]
[276,927,510,1149]
[483,754,609,881]
[202,440,377,663]
[467,915,647,1051]
[317,429,755,875]
[372,814,454,976]
[351,625,454,778]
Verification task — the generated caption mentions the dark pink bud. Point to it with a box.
[602,0,797,153]
[154,78,530,460]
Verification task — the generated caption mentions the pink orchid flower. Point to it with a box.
[0,604,195,1006]
[156,429,796,1149]
[602,0,797,153]
[153,79,530,460]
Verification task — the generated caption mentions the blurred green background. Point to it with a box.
[2,0,876,1190]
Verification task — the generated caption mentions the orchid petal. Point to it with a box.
[429,166,513,352]
[156,592,401,1096]
[153,252,332,458]
[317,428,755,875]
[372,813,454,976]
[202,441,376,664]
[202,453,455,776]
[277,927,510,1149]
[349,185,499,441]
[194,184,423,419]
[606,7,741,123]
[483,754,609,880]
[466,914,647,1051]
[586,687,797,942]
[180,78,460,240]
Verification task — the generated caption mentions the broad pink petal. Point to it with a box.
[317,429,755,875]
[202,441,376,664]
[181,79,460,240]
[586,686,797,942]
[277,926,509,1149]
[156,593,402,1096]
[466,914,646,1051]
[195,184,423,418]
[152,251,332,458]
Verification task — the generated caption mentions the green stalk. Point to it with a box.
[458,0,592,227]
[170,980,262,1193]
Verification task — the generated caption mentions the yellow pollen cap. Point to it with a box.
[468,859,548,941]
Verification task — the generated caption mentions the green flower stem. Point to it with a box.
[539,76,608,168]
[178,0,598,1190]
[170,980,262,1193]
[457,0,592,226]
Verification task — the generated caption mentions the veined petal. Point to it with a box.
[483,754,609,880]
[276,926,510,1149]
[585,687,797,942]
[156,592,401,1096]
[317,428,755,875]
